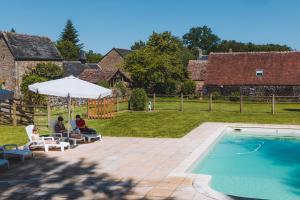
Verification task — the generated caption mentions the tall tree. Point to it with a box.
[124,31,194,94]
[183,26,220,54]
[10,28,16,32]
[59,19,82,48]
[131,40,146,50]
[212,40,292,52]
[56,40,80,61]
[86,50,103,63]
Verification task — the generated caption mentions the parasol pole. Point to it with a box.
[67,94,71,140]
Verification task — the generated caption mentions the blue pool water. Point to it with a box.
[191,128,300,200]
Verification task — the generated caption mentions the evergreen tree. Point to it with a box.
[10,28,16,32]
[59,19,81,48]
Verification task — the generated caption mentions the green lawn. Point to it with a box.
[1,100,300,145]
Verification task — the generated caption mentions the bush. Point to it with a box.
[32,63,64,80]
[98,80,110,88]
[21,74,47,104]
[181,80,196,95]
[210,90,221,100]
[229,91,240,102]
[129,88,148,111]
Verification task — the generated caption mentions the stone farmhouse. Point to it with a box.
[0,32,63,97]
[187,58,208,94]
[79,48,132,86]
[204,51,300,96]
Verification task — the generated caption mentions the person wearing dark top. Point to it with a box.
[55,116,67,137]
[75,115,96,134]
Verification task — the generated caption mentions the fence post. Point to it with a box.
[12,100,17,126]
[180,93,183,112]
[209,94,212,112]
[47,97,51,128]
[272,95,275,115]
[240,95,243,113]
[153,93,156,111]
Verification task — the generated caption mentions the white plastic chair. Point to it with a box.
[25,125,70,152]
[71,120,101,142]
[3,144,33,162]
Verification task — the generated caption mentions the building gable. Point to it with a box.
[98,48,132,70]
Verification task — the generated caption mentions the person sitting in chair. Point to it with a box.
[54,116,67,137]
[75,115,96,134]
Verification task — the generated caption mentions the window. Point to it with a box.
[256,70,264,77]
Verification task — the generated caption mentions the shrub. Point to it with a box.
[229,91,240,102]
[210,90,221,100]
[98,80,110,88]
[129,88,148,111]
[21,74,47,104]
[32,63,64,80]
[181,80,196,95]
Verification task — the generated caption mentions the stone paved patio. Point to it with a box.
[0,123,227,200]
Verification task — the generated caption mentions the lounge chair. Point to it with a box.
[25,125,70,152]
[0,159,9,169]
[71,120,101,142]
[50,119,84,146]
[2,144,33,162]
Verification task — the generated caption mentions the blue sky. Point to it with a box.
[1,0,299,54]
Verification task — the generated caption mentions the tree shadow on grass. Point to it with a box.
[0,153,169,200]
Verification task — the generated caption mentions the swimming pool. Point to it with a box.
[190,127,300,200]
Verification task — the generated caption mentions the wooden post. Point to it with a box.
[153,93,156,111]
[47,97,51,128]
[180,93,183,112]
[12,100,17,126]
[209,94,212,112]
[240,95,243,113]
[272,95,275,115]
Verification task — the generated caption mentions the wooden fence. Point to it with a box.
[0,99,42,126]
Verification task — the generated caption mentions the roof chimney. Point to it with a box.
[197,47,203,60]
[79,50,87,64]
[228,48,233,53]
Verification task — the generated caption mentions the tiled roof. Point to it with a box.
[63,61,99,77]
[114,48,133,57]
[205,51,300,86]
[79,68,131,84]
[187,60,207,81]
[0,32,62,61]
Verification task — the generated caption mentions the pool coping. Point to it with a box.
[169,123,300,200]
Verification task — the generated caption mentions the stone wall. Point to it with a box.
[204,85,300,96]
[0,38,15,90]
[99,50,124,69]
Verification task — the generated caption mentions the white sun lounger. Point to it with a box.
[0,159,9,169]
[2,144,33,162]
[26,125,70,152]
[71,120,101,142]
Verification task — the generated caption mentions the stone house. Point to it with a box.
[187,49,208,93]
[0,32,63,97]
[79,48,132,86]
[204,51,300,96]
